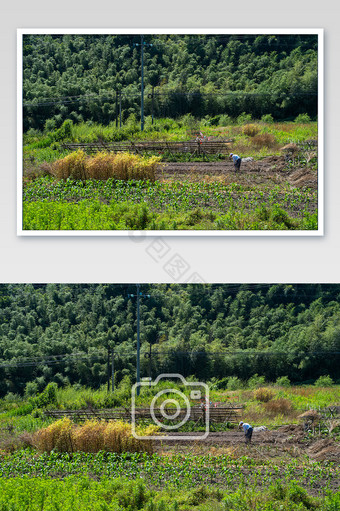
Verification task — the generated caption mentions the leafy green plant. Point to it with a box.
[247,374,266,389]
[227,377,243,391]
[314,375,334,387]
[261,114,274,123]
[294,113,311,123]
[30,383,58,408]
[276,376,291,387]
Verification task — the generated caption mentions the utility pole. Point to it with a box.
[128,285,151,395]
[151,86,155,125]
[141,36,144,131]
[111,348,115,392]
[136,283,141,395]
[134,35,152,131]
[116,91,119,128]
[107,346,110,392]
[148,341,152,385]
[119,91,122,128]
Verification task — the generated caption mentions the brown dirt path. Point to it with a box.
[157,156,317,191]
[153,428,340,464]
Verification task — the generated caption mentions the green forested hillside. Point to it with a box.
[22,34,318,130]
[0,284,339,396]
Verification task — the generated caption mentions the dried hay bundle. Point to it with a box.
[298,410,320,421]
[307,438,340,461]
[52,150,87,180]
[254,387,274,403]
[51,151,160,182]
[277,424,303,434]
[33,417,74,453]
[252,133,276,148]
[72,420,106,452]
[280,143,299,154]
[264,399,293,416]
[104,420,137,453]
[86,152,115,180]
[242,124,260,137]
[33,417,158,454]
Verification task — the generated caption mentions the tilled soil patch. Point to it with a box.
[153,429,339,463]
[307,438,340,462]
[158,156,317,191]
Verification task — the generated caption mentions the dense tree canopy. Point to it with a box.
[0,284,339,396]
[22,34,318,131]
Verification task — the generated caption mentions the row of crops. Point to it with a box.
[22,177,318,230]
[1,450,339,492]
[23,177,316,216]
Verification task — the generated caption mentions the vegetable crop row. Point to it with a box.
[23,177,316,217]
[0,450,338,493]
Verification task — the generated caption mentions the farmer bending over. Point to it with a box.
[239,421,253,444]
[229,153,241,172]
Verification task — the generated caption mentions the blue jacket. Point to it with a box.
[232,154,241,163]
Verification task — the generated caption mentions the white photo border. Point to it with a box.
[17,28,324,237]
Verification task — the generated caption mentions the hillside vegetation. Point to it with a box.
[23,34,318,131]
[0,284,339,396]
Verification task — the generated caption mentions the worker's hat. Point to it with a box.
[239,421,243,426]
[229,153,233,157]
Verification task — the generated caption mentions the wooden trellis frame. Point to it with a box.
[61,139,233,159]
[45,404,243,424]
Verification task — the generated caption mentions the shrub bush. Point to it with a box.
[237,112,252,125]
[30,383,58,408]
[209,377,228,390]
[86,152,115,180]
[219,114,232,126]
[314,375,334,387]
[24,382,38,398]
[276,376,291,387]
[208,115,220,126]
[247,374,266,389]
[261,114,274,123]
[53,119,74,141]
[242,124,260,137]
[294,113,311,123]
[227,376,243,391]
[254,387,274,403]
[44,119,57,132]
[210,377,243,391]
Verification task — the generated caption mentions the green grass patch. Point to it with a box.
[0,452,339,509]
[0,476,337,511]
[22,177,317,231]
[23,119,318,167]
[22,199,317,231]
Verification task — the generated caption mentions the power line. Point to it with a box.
[117,349,340,356]
[0,351,105,368]
[1,349,338,369]
[24,34,317,51]
[23,89,317,108]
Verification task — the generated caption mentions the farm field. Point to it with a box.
[21,120,319,231]
[1,383,339,509]
[0,425,339,509]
